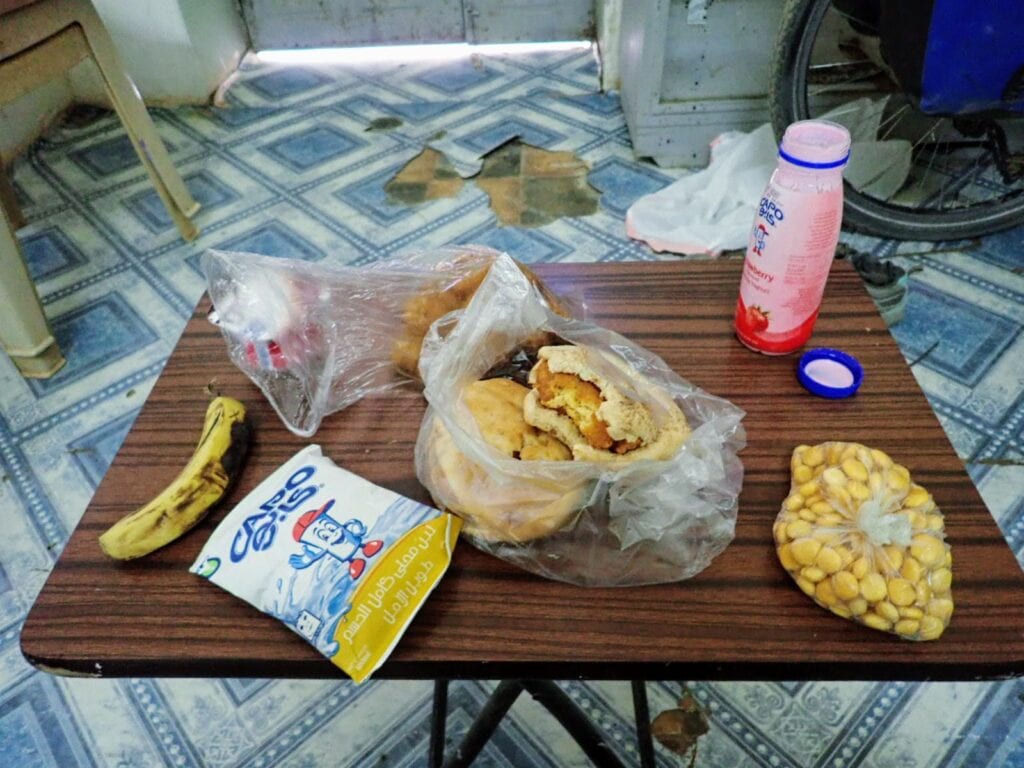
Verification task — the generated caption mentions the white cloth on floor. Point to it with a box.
[625,98,911,256]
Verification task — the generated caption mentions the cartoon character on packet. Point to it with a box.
[289,499,384,578]
[293,610,323,641]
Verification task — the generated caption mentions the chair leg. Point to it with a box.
[0,164,27,231]
[70,9,201,241]
[0,210,65,378]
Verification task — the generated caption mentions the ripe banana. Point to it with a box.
[99,396,252,560]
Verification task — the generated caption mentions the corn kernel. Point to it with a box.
[848,597,868,616]
[926,514,944,531]
[892,464,910,481]
[785,494,804,512]
[848,482,871,501]
[910,534,945,568]
[870,448,893,469]
[869,472,884,495]
[818,512,845,527]
[803,446,825,467]
[919,615,945,640]
[852,557,871,580]
[927,598,954,621]
[798,481,820,498]
[899,606,924,620]
[931,567,953,594]
[905,486,930,508]
[916,580,933,606]
[773,521,788,544]
[787,520,813,539]
[798,509,818,522]
[831,604,852,619]
[856,446,873,466]
[822,467,847,488]
[801,566,827,583]
[815,579,838,605]
[860,572,887,603]
[909,511,927,530]
[888,472,909,493]
[778,544,798,571]
[819,533,843,548]
[815,547,843,575]
[876,600,900,623]
[790,537,822,566]
[811,501,835,515]
[831,487,855,512]
[796,577,816,597]
[900,557,923,583]
[895,619,920,637]
[794,465,813,484]
[805,494,825,506]
[827,444,844,465]
[862,612,891,631]
[842,458,869,482]
[836,546,855,568]
[832,571,860,600]
[881,545,904,571]
[887,578,917,607]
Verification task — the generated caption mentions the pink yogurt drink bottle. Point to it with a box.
[734,120,851,355]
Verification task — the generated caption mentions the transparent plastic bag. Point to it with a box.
[202,246,570,437]
[414,254,747,586]
[774,442,953,640]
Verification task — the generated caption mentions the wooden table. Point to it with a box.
[21,259,1024,682]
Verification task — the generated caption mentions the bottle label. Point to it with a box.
[735,181,842,353]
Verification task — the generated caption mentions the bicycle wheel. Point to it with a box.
[772,0,1024,240]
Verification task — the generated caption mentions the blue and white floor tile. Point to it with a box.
[2,47,1022,767]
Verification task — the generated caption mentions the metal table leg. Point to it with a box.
[429,680,656,768]
[631,681,657,768]
[429,680,449,768]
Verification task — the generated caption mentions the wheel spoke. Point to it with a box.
[878,103,911,141]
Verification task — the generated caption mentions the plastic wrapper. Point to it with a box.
[414,254,746,587]
[191,445,461,683]
[774,442,953,640]
[202,246,572,437]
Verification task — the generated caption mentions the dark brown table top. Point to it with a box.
[21,259,1024,681]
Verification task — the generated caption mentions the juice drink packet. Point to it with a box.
[191,445,461,683]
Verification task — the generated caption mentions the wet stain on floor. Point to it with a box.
[384,139,600,227]
[384,147,463,204]
[475,139,600,226]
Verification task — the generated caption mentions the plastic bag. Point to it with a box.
[774,442,953,641]
[414,254,746,587]
[202,246,570,437]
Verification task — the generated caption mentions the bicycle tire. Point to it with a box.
[771,0,1024,241]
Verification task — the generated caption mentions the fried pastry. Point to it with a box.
[524,345,689,462]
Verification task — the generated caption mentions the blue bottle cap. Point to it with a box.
[797,348,864,399]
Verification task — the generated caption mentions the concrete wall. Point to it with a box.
[596,0,623,92]
[1,0,247,163]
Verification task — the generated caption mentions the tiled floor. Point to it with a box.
[2,48,1023,767]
